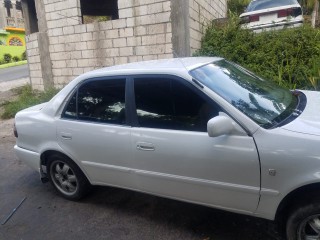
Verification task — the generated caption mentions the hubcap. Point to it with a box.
[50,160,78,196]
[298,214,320,240]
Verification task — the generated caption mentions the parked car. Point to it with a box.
[240,0,303,32]
[14,57,320,239]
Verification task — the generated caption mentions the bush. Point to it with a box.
[12,56,20,62]
[3,53,12,63]
[21,51,27,60]
[228,0,251,16]
[195,18,320,90]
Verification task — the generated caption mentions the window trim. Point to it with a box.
[130,74,223,131]
[61,76,130,127]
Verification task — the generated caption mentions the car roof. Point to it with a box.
[83,57,222,77]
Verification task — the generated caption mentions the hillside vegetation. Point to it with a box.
[196,18,320,90]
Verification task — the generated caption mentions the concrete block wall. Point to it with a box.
[41,0,173,88]
[189,0,227,54]
[25,33,43,89]
[24,0,227,89]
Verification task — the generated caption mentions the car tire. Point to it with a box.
[286,202,320,240]
[47,154,91,200]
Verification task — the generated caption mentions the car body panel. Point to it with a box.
[254,127,320,219]
[131,126,260,212]
[282,90,320,136]
[56,119,135,188]
[240,2,303,32]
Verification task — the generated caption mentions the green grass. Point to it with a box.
[1,84,60,119]
[0,45,25,61]
[0,60,27,69]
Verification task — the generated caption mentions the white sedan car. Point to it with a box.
[14,57,320,240]
[240,0,303,32]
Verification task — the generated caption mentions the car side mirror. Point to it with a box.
[207,116,235,137]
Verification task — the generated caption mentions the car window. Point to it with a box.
[134,77,221,132]
[63,79,126,125]
[190,60,298,129]
[246,0,298,12]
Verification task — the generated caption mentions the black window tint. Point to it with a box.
[77,79,126,124]
[63,92,77,119]
[134,77,220,132]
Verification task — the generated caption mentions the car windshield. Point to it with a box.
[246,0,298,12]
[189,60,298,129]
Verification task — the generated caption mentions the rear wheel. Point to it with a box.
[286,203,320,240]
[47,154,90,200]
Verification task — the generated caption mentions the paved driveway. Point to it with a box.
[0,119,282,240]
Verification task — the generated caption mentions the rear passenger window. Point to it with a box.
[134,77,221,132]
[62,79,126,125]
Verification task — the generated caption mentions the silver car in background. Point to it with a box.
[240,0,303,32]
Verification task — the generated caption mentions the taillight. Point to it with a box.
[249,15,260,22]
[14,123,18,138]
[278,8,302,18]
[240,15,260,24]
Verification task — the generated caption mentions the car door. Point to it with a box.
[130,75,260,213]
[56,77,136,188]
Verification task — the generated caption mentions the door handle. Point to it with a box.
[61,132,72,140]
[136,142,155,151]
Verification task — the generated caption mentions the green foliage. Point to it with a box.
[83,15,112,24]
[0,45,26,62]
[196,18,320,90]
[228,0,251,16]
[3,53,12,63]
[21,51,27,60]
[12,56,20,62]
[1,85,60,119]
[298,0,319,14]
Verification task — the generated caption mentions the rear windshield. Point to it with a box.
[246,0,298,12]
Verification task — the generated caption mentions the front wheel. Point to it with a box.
[47,154,91,200]
[286,203,320,240]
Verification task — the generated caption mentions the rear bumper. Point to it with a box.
[242,20,303,32]
[14,145,41,173]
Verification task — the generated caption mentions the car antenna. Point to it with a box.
[172,50,204,89]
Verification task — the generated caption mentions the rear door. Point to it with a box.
[130,75,261,213]
[56,77,135,188]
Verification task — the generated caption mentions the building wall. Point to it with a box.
[24,0,227,90]
[0,0,25,29]
[189,0,227,54]
[25,33,42,88]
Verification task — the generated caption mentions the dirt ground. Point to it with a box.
[0,89,283,240]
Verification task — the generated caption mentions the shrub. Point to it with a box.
[228,0,251,16]
[195,18,320,90]
[21,51,27,60]
[3,53,12,63]
[12,56,20,62]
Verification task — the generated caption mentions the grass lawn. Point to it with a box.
[0,45,25,61]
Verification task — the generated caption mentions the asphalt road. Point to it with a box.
[0,131,282,240]
[0,65,29,82]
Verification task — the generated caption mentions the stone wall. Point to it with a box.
[24,0,227,90]
[189,0,227,54]
[25,33,43,89]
